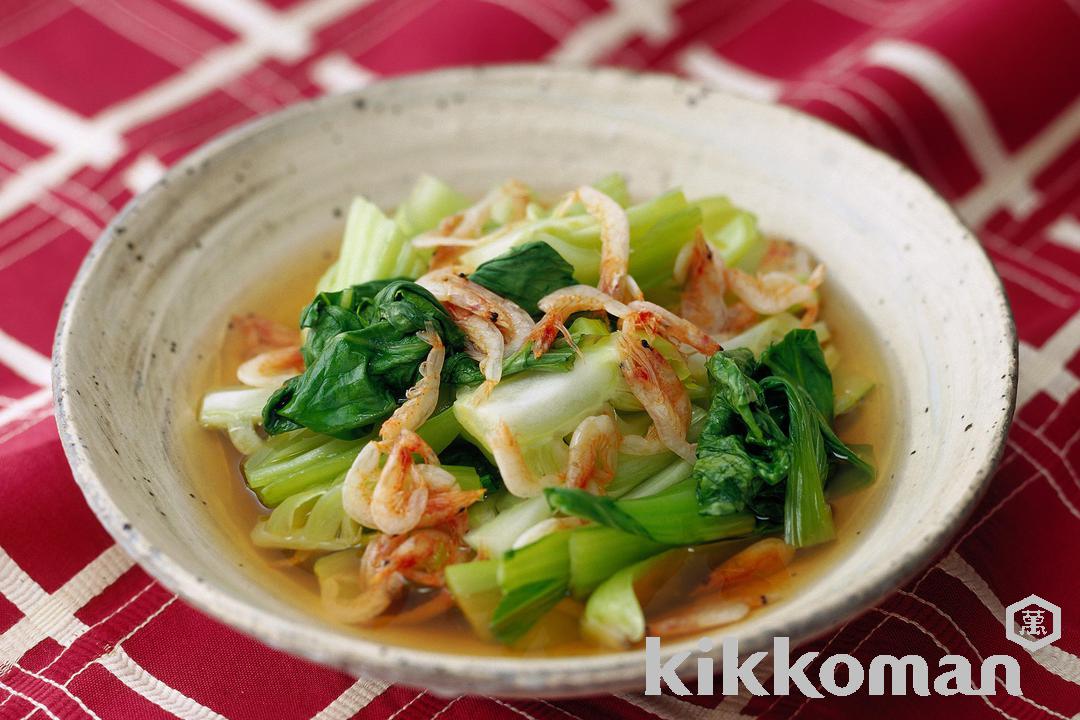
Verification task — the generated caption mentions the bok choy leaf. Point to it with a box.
[467,241,576,316]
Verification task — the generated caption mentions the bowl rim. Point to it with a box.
[52,63,1018,697]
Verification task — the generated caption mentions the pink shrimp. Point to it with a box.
[446,305,503,401]
[488,420,555,498]
[489,411,622,500]
[230,314,300,356]
[341,440,382,529]
[647,539,794,636]
[616,313,697,463]
[554,186,642,303]
[417,268,534,357]
[369,430,434,535]
[647,595,761,637]
[565,414,620,493]
[377,326,444,448]
[757,238,813,276]
[342,329,479,535]
[726,264,825,325]
[619,425,666,456]
[339,527,469,623]
[695,538,795,596]
[528,285,630,357]
[235,346,304,387]
[367,429,485,536]
[623,300,721,357]
[677,233,732,334]
[411,180,531,268]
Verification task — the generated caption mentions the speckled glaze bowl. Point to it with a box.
[53,66,1017,697]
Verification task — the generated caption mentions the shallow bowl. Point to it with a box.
[53,65,1017,697]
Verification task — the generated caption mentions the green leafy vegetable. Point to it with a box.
[761,329,834,420]
[468,241,576,315]
[694,196,766,270]
[251,479,364,551]
[546,480,756,545]
[265,280,464,438]
[543,490,649,537]
[693,330,872,548]
[833,371,874,415]
[464,495,553,558]
[445,559,501,640]
[568,526,668,598]
[498,529,571,593]
[443,339,576,386]
[199,385,276,452]
[439,439,502,493]
[298,279,401,364]
[582,549,688,648]
[489,579,566,645]
[243,430,364,506]
[695,348,790,521]
[702,348,764,440]
[762,376,835,547]
[324,197,414,291]
[460,189,698,291]
[393,174,469,243]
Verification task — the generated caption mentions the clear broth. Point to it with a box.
[189,236,895,657]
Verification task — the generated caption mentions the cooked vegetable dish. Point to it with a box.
[199,174,875,649]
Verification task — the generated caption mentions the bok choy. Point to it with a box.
[197,173,879,653]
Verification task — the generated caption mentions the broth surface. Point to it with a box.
[189,231,895,656]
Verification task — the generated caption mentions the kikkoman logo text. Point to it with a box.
[644,594,1062,698]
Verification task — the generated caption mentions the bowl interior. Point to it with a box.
[54,66,1016,697]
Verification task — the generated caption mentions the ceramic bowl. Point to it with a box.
[53,66,1017,697]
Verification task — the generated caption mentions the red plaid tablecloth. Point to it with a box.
[1,1,1079,718]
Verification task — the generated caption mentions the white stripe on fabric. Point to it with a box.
[959,94,1080,225]
[1047,215,1080,252]
[311,677,389,720]
[1018,311,1080,406]
[678,44,783,102]
[0,388,51,431]
[480,0,575,37]
[9,665,103,720]
[939,552,1080,686]
[0,546,133,669]
[547,0,679,65]
[122,155,167,195]
[0,550,48,618]
[897,591,1075,719]
[0,330,51,387]
[97,648,227,720]
[0,72,122,168]
[174,0,311,60]
[0,0,372,224]
[618,693,750,720]
[64,598,176,687]
[864,40,1032,213]
[846,610,1020,720]
[309,53,378,94]
[0,681,61,720]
